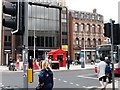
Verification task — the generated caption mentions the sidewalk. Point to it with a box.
[59,64,95,71]
[0,66,8,72]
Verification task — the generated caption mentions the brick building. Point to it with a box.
[69,9,106,63]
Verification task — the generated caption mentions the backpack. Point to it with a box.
[105,64,111,74]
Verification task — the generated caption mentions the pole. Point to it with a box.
[23,0,28,88]
[34,25,35,60]
[83,30,85,68]
[110,19,115,90]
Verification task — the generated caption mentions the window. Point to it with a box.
[81,38,84,47]
[97,25,101,34]
[86,24,90,33]
[4,36,7,42]
[74,23,79,33]
[75,37,79,45]
[92,25,95,33]
[4,36,11,42]
[81,24,84,33]
[87,38,91,47]
[98,39,101,45]
[93,38,96,47]
[28,36,34,46]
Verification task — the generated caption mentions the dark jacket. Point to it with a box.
[39,68,54,90]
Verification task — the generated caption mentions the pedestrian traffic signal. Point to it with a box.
[3,1,25,35]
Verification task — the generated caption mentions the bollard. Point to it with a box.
[28,68,33,83]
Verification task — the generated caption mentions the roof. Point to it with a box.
[47,49,66,55]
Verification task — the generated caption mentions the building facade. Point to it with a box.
[1,0,68,65]
[69,9,106,63]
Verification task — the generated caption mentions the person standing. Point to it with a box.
[97,57,108,90]
[28,56,33,69]
[38,60,54,90]
[67,56,70,70]
[105,57,112,83]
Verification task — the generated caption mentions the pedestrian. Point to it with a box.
[28,56,33,69]
[37,60,54,90]
[97,57,108,90]
[105,57,112,83]
[8,57,12,66]
[67,56,70,70]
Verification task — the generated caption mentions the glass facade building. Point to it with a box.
[2,0,68,65]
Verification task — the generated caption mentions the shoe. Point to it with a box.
[101,88,105,90]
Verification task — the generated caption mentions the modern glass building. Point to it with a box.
[2,0,68,65]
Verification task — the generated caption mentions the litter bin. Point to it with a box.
[51,61,59,69]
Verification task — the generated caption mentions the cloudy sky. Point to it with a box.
[66,0,120,23]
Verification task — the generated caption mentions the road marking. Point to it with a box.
[0,83,4,88]
[76,84,79,86]
[70,82,73,84]
[77,75,98,80]
[53,77,56,79]
[83,86,98,89]
[63,80,67,83]
[58,79,61,81]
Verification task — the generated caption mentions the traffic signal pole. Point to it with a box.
[110,19,115,90]
[23,0,28,88]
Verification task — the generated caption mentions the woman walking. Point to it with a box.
[37,60,54,90]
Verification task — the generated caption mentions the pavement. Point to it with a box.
[0,64,119,89]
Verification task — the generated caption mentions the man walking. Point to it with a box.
[97,57,108,90]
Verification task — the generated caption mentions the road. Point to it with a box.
[0,69,119,89]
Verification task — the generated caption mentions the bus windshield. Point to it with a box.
[96,44,119,63]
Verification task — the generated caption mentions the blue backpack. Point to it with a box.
[105,64,111,74]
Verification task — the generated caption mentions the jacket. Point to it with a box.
[39,68,54,90]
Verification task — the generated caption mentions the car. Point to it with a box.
[94,59,100,73]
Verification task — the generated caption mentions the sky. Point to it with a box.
[66,0,120,23]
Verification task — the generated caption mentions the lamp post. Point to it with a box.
[81,30,85,68]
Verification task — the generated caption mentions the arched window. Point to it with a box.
[81,38,84,47]
[93,38,96,47]
[74,23,79,33]
[87,38,91,47]
[86,24,90,33]
[92,24,95,33]
[75,37,79,45]
[81,23,84,33]
[97,25,101,34]
[98,39,101,45]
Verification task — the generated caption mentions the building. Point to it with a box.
[1,0,68,65]
[69,9,106,63]
[0,1,2,65]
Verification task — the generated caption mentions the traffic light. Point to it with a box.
[113,24,120,45]
[3,1,25,35]
[104,23,120,45]
[104,23,111,38]
[3,1,18,30]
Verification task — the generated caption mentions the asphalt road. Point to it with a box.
[0,69,119,89]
